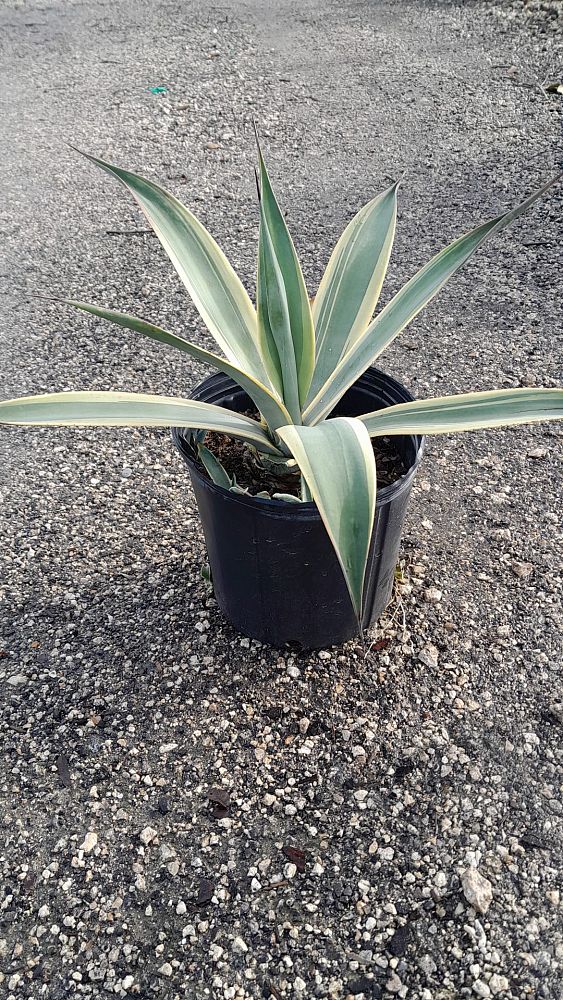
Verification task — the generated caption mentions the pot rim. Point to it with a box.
[171,367,425,516]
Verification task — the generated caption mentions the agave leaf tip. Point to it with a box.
[253,166,261,203]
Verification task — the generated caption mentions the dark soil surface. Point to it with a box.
[202,430,408,496]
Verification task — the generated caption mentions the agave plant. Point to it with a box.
[1,145,561,628]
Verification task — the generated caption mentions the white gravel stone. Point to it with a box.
[121,976,134,990]
[461,867,493,914]
[472,980,491,998]
[6,673,27,686]
[386,971,403,993]
[419,955,437,975]
[139,826,158,845]
[158,962,173,977]
[79,832,98,854]
[489,974,510,995]
[418,643,439,668]
[232,936,248,954]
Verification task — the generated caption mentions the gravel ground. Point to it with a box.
[1,1,562,998]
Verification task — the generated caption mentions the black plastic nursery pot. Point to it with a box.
[171,367,424,649]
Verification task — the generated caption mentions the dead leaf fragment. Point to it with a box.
[371,638,391,652]
[197,877,214,906]
[282,845,307,873]
[56,753,72,789]
[208,786,230,818]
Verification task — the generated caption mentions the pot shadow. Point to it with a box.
[1,546,413,727]
[3,547,513,853]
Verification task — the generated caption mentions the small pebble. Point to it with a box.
[6,673,27,686]
[473,981,491,998]
[461,868,493,915]
[489,974,510,995]
[139,826,158,845]
[511,560,533,579]
[79,832,98,854]
[419,643,439,668]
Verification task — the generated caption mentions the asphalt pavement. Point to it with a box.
[0,2,562,998]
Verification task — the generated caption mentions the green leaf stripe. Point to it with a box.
[305,175,561,424]
[0,391,283,454]
[360,387,563,436]
[65,299,292,432]
[76,150,272,388]
[278,417,376,619]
